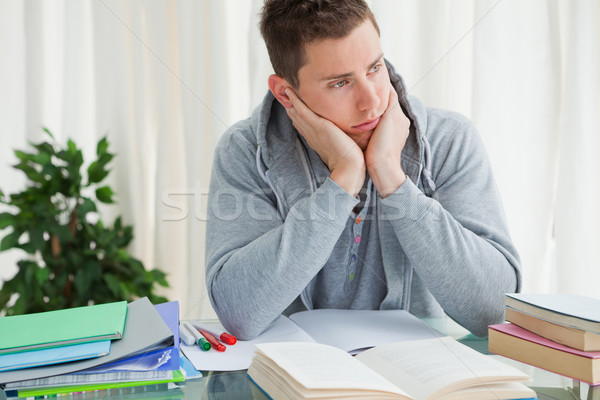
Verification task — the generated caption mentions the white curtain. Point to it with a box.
[0,0,598,319]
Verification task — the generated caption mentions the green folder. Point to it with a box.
[0,301,127,354]
[16,370,185,397]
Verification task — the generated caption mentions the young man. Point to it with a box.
[205,0,521,340]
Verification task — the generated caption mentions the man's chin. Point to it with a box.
[346,130,373,151]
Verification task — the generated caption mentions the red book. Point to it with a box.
[489,322,600,385]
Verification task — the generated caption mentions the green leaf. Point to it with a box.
[151,269,169,287]
[67,139,78,155]
[87,161,110,185]
[74,268,92,296]
[17,241,37,254]
[14,161,43,183]
[73,149,84,168]
[29,227,45,250]
[103,274,123,298]
[0,230,22,252]
[42,127,55,139]
[11,295,26,315]
[55,149,70,162]
[0,212,16,230]
[31,142,55,158]
[51,225,72,242]
[0,287,12,311]
[97,137,109,156]
[21,260,38,286]
[97,151,114,163]
[76,197,97,220]
[35,267,50,285]
[95,186,115,204]
[32,151,52,166]
[85,260,103,281]
[14,150,34,162]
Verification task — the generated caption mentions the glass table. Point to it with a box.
[1,317,597,400]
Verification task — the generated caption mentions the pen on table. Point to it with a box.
[218,332,237,345]
[179,324,196,346]
[198,328,226,352]
[191,323,237,345]
[183,321,211,351]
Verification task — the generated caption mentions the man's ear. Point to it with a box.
[268,74,293,108]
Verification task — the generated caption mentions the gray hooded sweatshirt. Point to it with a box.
[205,61,521,340]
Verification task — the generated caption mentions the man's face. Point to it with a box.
[296,19,390,151]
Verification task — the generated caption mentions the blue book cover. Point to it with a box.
[0,340,110,372]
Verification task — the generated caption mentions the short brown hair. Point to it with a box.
[260,0,380,89]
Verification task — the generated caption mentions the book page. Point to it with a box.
[356,336,529,399]
[253,342,409,396]
[289,309,443,353]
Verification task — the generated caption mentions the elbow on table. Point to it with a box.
[211,298,271,340]
[469,322,493,338]
[466,306,506,338]
[219,317,269,341]
[206,281,266,340]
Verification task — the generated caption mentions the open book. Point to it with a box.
[248,337,536,400]
[181,309,445,371]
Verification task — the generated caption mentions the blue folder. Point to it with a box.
[0,340,110,372]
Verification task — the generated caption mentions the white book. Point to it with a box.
[248,337,536,400]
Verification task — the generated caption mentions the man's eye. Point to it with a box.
[333,80,347,88]
[369,64,380,73]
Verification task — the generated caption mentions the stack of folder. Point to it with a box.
[489,293,600,386]
[0,297,187,398]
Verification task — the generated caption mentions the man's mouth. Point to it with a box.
[352,117,381,132]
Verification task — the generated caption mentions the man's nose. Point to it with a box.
[356,81,380,112]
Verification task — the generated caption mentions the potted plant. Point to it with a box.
[0,129,169,315]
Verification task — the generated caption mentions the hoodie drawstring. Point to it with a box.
[403,136,435,311]
[256,145,286,220]
[421,136,437,193]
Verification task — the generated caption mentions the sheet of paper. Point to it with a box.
[289,309,444,353]
[180,316,315,371]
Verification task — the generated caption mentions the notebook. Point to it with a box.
[0,301,127,354]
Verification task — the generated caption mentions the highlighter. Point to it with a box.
[198,337,211,351]
[199,329,226,352]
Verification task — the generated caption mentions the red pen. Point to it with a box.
[219,332,237,345]
[198,329,226,352]
[191,323,237,346]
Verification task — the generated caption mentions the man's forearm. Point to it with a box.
[381,180,520,337]
[206,178,358,340]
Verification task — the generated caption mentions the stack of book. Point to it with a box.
[0,297,186,398]
[489,293,600,386]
